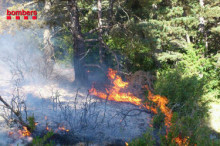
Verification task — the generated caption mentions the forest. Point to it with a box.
[0,0,219,145]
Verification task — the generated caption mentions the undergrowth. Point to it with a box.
[130,45,220,145]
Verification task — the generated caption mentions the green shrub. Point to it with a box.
[129,130,156,146]
[152,110,165,129]
[131,45,220,145]
[27,115,36,132]
[31,131,54,146]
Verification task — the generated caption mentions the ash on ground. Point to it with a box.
[0,32,151,145]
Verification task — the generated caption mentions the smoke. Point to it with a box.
[0,30,43,82]
[0,29,71,144]
[0,30,151,145]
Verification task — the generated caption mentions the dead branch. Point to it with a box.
[83,26,110,36]
[0,96,30,130]
[50,28,65,38]
[118,70,132,76]
[120,108,152,124]
[102,92,110,123]
[121,108,152,117]
[80,49,91,61]
[84,39,99,42]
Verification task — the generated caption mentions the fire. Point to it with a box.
[46,126,51,131]
[18,126,31,137]
[44,116,69,132]
[89,68,142,106]
[174,136,189,146]
[89,68,187,145]
[8,131,14,136]
[144,85,172,128]
[58,126,69,132]
[8,127,31,138]
[89,68,172,127]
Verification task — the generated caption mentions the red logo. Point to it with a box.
[6,9,37,20]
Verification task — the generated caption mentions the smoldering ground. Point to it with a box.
[0,30,151,145]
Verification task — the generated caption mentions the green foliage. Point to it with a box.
[108,22,156,72]
[27,115,36,132]
[132,43,219,145]
[129,130,156,146]
[53,26,73,63]
[161,114,220,145]
[153,44,219,144]
[155,70,205,112]
[131,111,220,145]
[152,109,165,129]
[31,131,54,146]
[155,44,219,104]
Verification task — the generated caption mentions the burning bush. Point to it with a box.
[89,68,191,145]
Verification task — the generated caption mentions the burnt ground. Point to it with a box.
[0,32,153,145]
[0,59,152,145]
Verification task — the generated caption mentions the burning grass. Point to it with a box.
[18,126,31,137]
[89,68,188,145]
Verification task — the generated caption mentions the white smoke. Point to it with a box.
[0,30,151,145]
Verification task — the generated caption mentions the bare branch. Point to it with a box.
[84,39,99,42]
[79,49,91,61]
[0,96,30,130]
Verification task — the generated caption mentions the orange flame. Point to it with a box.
[58,126,69,132]
[89,68,142,106]
[144,85,172,128]
[89,68,188,145]
[174,136,189,146]
[8,131,14,136]
[18,126,31,137]
[46,126,51,131]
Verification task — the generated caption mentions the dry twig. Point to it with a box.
[0,96,30,130]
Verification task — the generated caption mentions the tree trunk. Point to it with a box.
[43,0,53,57]
[68,0,88,84]
[186,33,191,43]
[43,0,55,78]
[199,0,208,55]
[98,0,103,63]
[108,0,114,27]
